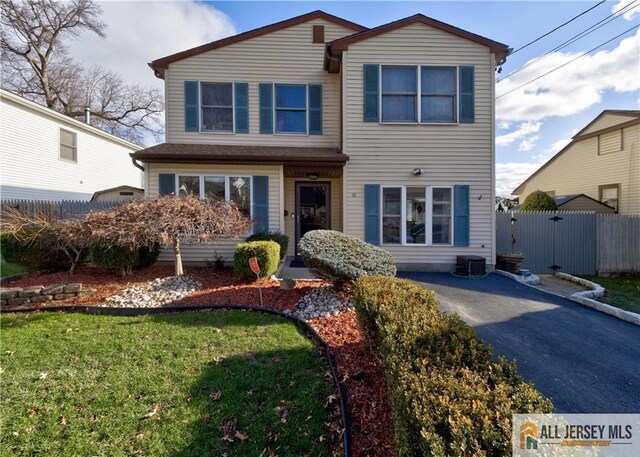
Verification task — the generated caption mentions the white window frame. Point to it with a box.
[380,185,454,246]
[199,81,235,134]
[175,174,253,218]
[273,83,309,136]
[379,65,460,125]
[59,128,78,163]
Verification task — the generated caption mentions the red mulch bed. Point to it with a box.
[3,265,395,455]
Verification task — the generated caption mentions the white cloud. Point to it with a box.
[69,1,237,88]
[496,121,541,146]
[497,120,511,129]
[519,134,540,151]
[496,162,545,197]
[497,29,640,122]
[612,0,640,21]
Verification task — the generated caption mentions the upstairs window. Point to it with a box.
[600,184,620,213]
[275,85,307,133]
[59,128,77,162]
[201,82,233,132]
[380,66,459,123]
[421,67,456,123]
[381,66,417,122]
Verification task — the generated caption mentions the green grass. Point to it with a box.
[580,276,640,314]
[0,311,336,456]
[0,262,24,278]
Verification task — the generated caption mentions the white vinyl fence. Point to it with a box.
[496,211,640,275]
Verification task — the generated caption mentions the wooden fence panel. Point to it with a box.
[1,199,121,220]
[597,214,640,273]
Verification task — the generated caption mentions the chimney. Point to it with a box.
[84,108,91,124]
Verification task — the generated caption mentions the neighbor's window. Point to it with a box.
[381,66,417,122]
[421,67,456,123]
[382,186,453,245]
[59,128,77,162]
[600,184,619,212]
[382,187,402,244]
[432,187,452,244]
[230,176,251,216]
[201,82,233,132]
[275,85,307,133]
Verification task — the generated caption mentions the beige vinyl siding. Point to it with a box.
[92,188,144,202]
[342,23,496,267]
[165,19,354,147]
[598,130,622,154]
[517,124,639,215]
[146,163,282,264]
[580,113,638,135]
[283,177,343,256]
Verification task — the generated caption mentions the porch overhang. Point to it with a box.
[131,143,348,177]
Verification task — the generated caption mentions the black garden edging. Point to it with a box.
[3,304,352,456]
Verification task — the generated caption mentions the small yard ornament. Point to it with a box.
[249,257,263,306]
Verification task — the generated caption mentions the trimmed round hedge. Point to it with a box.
[298,230,396,284]
[233,240,280,279]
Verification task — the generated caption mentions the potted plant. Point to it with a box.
[496,252,524,273]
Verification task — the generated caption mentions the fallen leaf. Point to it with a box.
[324,394,338,407]
[27,408,39,418]
[235,431,249,441]
[213,356,225,364]
[212,327,222,333]
[141,407,158,419]
[38,372,47,380]
[59,415,67,425]
[209,390,222,401]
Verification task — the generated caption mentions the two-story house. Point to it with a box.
[0,89,143,201]
[131,11,510,270]
[513,110,640,215]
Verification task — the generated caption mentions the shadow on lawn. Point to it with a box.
[145,312,339,457]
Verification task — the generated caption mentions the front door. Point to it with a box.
[295,182,330,254]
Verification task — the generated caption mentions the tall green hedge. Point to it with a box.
[233,241,280,279]
[299,230,396,285]
[353,276,553,456]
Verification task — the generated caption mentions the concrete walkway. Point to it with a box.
[399,272,640,413]
[276,257,318,280]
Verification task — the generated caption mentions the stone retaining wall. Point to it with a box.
[0,284,95,307]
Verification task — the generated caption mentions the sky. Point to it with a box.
[69,0,640,197]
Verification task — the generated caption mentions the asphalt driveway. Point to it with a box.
[399,272,640,413]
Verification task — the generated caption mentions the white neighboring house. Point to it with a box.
[0,89,143,201]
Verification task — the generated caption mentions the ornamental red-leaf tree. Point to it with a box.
[78,195,252,276]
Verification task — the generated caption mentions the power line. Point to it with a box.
[510,0,607,56]
[499,0,638,82]
[496,24,639,99]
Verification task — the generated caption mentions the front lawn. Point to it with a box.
[580,275,640,314]
[1,310,339,456]
[0,262,24,278]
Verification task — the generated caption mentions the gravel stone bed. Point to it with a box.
[289,286,354,321]
[104,275,203,308]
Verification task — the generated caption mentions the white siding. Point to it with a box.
[517,124,640,215]
[146,163,282,264]
[0,94,142,201]
[165,18,355,147]
[341,23,496,268]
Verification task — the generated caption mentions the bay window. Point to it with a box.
[383,186,453,245]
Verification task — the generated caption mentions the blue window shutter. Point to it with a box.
[363,64,379,122]
[235,83,249,133]
[159,174,175,196]
[184,81,199,132]
[252,176,269,232]
[259,83,273,134]
[454,185,470,246]
[364,184,381,245]
[308,84,322,135]
[459,66,474,123]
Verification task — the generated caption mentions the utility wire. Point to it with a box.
[499,0,639,82]
[496,24,639,99]
[510,0,607,56]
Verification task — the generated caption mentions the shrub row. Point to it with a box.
[1,233,71,273]
[89,242,160,277]
[233,241,280,279]
[353,276,553,456]
[299,230,396,286]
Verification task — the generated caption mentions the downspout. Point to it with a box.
[130,155,145,172]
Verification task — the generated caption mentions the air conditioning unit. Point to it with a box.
[456,255,486,277]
